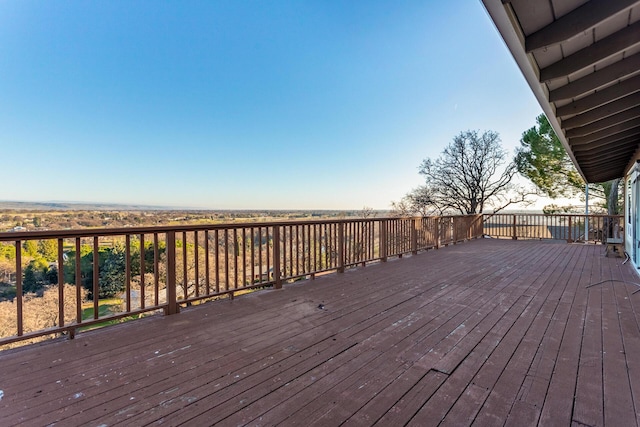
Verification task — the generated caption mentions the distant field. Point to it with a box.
[0,202,388,232]
[484,223,587,240]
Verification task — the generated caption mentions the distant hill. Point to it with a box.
[0,201,390,217]
[0,201,183,211]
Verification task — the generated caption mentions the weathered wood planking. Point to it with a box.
[0,239,638,426]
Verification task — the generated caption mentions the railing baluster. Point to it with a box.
[330,223,336,268]
[154,233,159,306]
[224,229,230,291]
[125,235,132,312]
[93,237,99,319]
[182,231,188,299]
[295,225,299,276]
[75,238,82,324]
[242,228,247,287]
[57,238,65,328]
[258,227,263,284]
[274,225,281,289]
[266,227,271,284]
[289,225,294,276]
[368,220,373,258]
[380,219,387,261]
[364,220,368,261]
[412,218,418,254]
[215,229,220,293]
[204,230,210,295]
[140,234,146,309]
[338,221,345,273]
[16,240,23,336]
[305,224,310,273]
[309,223,313,273]
[283,226,288,280]
[166,231,178,315]
[194,231,199,298]
[250,227,255,285]
[314,224,319,270]
[233,228,238,290]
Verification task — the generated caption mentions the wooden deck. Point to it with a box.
[1,239,639,426]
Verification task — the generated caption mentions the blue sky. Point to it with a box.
[0,0,544,210]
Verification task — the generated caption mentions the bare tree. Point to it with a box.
[391,185,440,217]
[390,200,412,217]
[412,130,531,215]
[360,206,375,219]
[0,284,87,350]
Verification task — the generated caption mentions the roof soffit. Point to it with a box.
[484,0,640,182]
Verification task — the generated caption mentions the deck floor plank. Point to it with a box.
[286,259,531,427]
[417,242,583,427]
[601,258,638,426]
[477,242,591,426]
[176,256,515,426]
[0,239,638,426]
[618,260,640,422]
[16,259,483,425]
[222,295,465,426]
[140,243,528,426]
[571,251,605,427]
[32,285,438,426]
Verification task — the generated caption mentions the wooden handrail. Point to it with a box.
[0,214,485,349]
[482,213,624,243]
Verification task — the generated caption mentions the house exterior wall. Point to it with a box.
[623,150,640,267]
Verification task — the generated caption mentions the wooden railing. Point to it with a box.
[0,215,482,348]
[482,213,624,243]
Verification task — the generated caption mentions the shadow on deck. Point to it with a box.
[1,239,639,426]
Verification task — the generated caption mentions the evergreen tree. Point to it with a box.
[98,245,126,298]
[515,114,621,214]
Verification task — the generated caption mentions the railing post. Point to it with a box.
[273,225,282,289]
[380,219,387,262]
[165,231,179,315]
[435,217,440,249]
[338,221,345,273]
[411,218,418,254]
[512,214,517,240]
[471,216,475,239]
[464,217,469,241]
[453,217,459,244]
[568,216,573,243]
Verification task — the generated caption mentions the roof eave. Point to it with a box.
[481,0,588,183]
